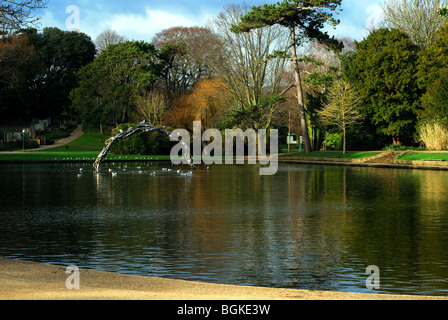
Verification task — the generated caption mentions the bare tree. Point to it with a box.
[382,0,448,48]
[317,79,363,154]
[95,29,127,54]
[152,26,219,99]
[135,91,168,126]
[0,0,48,36]
[207,4,292,129]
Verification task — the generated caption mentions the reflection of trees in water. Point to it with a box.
[3,163,448,293]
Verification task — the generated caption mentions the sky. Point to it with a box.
[36,0,385,43]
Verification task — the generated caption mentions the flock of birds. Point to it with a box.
[77,165,198,178]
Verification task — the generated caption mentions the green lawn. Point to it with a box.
[0,131,171,161]
[0,130,383,162]
[47,131,110,152]
[398,153,448,161]
[281,151,381,159]
[0,150,172,161]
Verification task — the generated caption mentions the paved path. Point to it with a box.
[0,125,84,154]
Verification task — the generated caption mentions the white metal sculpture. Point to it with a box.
[93,123,192,172]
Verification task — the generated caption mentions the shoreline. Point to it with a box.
[1,157,448,172]
[0,257,446,300]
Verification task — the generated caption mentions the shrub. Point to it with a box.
[418,122,448,151]
[25,140,39,149]
[346,126,389,151]
[110,124,174,155]
[324,133,343,151]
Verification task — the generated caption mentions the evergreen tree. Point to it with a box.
[70,41,165,131]
[343,28,421,144]
[231,0,343,153]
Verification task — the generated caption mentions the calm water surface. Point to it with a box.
[1,162,448,296]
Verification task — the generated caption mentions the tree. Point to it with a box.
[301,38,354,150]
[208,4,292,115]
[417,23,448,90]
[317,79,363,154]
[419,68,448,125]
[135,91,168,126]
[71,41,164,131]
[184,78,227,128]
[152,26,219,101]
[417,24,448,127]
[95,29,127,54]
[382,0,448,48]
[0,0,47,36]
[440,6,448,18]
[0,33,39,115]
[26,27,96,116]
[343,28,421,144]
[164,78,228,131]
[0,27,95,117]
[231,0,343,153]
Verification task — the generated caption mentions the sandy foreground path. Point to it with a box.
[0,257,446,300]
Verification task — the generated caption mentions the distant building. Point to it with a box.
[0,117,51,149]
[287,133,298,145]
[51,113,80,129]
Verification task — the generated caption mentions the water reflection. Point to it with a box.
[1,162,448,295]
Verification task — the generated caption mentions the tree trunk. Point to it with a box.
[343,126,347,154]
[289,26,312,153]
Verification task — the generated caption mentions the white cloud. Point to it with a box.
[101,9,201,42]
[365,4,383,31]
[40,4,212,43]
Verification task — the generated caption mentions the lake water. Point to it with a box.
[1,161,448,296]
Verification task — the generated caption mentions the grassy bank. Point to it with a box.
[398,152,448,161]
[280,151,381,159]
[0,131,171,162]
[48,131,109,152]
[0,129,385,162]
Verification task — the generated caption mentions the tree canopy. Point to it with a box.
[0,0,47,36]
[27,27,96,116]
[0,27,95,117]
[231,0,343,153]
[382,0,448,48]
[343,28,421,143]
[317,79,363,154]
[70,41,165,131]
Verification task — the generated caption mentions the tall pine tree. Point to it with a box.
[231,0,343,153]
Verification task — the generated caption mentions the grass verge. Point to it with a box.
[280,151,381,159]
[0,130,382,162]
[0,131,172,162]
[398,153,448,161]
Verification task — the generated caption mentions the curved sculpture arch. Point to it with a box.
[93,123,192,172]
